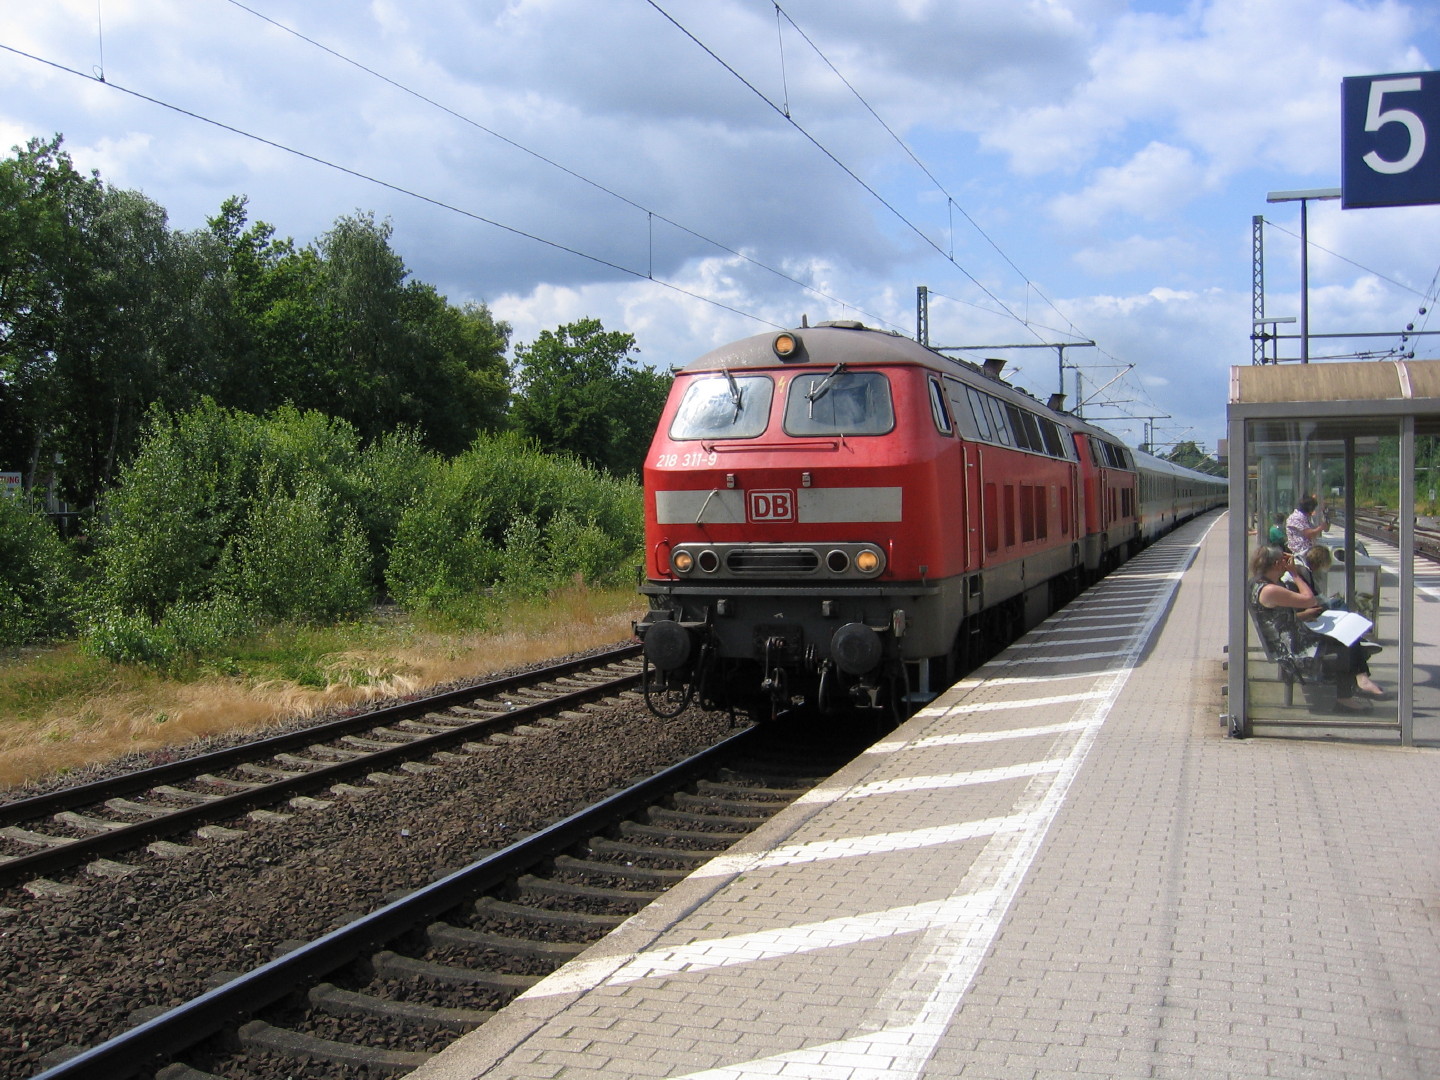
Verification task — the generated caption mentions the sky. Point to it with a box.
[2,0,1438,456]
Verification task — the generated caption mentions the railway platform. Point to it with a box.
[409,511,1440,1080]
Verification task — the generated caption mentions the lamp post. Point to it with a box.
[1265,188,1341,363]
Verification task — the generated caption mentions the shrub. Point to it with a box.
[85,596,254,670]
[343,427,438,592]
[0,497,77,648]
[385,435,643,619]
[498,514,547,598]
[90,401,262,618]
[218,476,372,624]
[384,468,502,622]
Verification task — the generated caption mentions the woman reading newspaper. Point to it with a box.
[1248,545,1386,713]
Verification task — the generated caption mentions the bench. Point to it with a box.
[1249,610,1299,706]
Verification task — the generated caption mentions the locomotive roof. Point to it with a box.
[678,322,1224,488]
[681,322,1054,409]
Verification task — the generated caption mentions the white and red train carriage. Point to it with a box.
[635,321,1225,719]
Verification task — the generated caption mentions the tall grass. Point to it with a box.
[0,584,641,792]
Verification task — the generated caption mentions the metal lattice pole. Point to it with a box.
[1252,215,1266,364]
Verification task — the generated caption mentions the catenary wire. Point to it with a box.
[222,0,901,334]
[770,2,1086,344]
[648,0,1156,422]
[644,0,1043,344]
[0,41,806,333]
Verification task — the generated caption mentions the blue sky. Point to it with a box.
[2,0,1438,455]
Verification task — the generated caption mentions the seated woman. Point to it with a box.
[1292,543,1327,596]
[1249,545,1385,712]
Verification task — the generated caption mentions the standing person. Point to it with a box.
[1285,495,1327,556]
[1248,545,1384,712]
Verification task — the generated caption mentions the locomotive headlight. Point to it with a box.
[671,550,695,574]
[855,548,882,574]
[772,332,800,358]
[697,549,720,573]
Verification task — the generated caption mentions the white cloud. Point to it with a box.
[1071,232,1197,276]
[1049,142,1202,229]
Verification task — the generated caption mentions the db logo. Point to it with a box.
[748,490,795,522]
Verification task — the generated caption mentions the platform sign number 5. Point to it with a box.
[1342,71,1440,208]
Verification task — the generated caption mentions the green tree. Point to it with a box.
[205,194,322,416]
[509,318,670,477]
[1163,440,1224,474]
[0,136,107,499]
[209,203,512,454]
[52,185,182,505]
[0,138,234,505]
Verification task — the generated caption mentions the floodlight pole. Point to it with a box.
[1265,188,1341,363]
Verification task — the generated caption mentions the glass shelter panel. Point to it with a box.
[1241,413,1437,743]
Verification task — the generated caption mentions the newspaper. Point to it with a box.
[1302,610,1373,647]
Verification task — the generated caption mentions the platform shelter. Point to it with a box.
[1227,359,1440,744]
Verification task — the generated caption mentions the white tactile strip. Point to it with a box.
[505,522,1219,1079]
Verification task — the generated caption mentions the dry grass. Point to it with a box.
[0,585,642,793]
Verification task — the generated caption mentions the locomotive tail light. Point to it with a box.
[854,548,883,575]
[826,549,850,573]
[671,550,695,574]
[697,549,720,573]
[772,332,800,358]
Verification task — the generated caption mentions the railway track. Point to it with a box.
[1346,508,1440,561]
[0,645,645,896]
[29,721,865,1080]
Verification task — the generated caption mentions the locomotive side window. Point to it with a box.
[986,397,1013,446]
[1019,409,1044,453]
[965,387,995,441]
[1004,404,1032,450]
[783,371,894,436]
[1039,418,1066,458]
[669,374,774,440]
[929,378,953,435]
[961,383,1073,459]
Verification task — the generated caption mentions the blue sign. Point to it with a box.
[1342,71,1440,209]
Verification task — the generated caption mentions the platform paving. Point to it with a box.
[408,512,1440,1079]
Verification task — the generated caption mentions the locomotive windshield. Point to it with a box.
[669,374,774,440]
[783,370,894,436]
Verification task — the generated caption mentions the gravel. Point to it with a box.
[0,689,737,1080]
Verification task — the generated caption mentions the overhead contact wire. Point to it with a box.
[0,42,775,330]
[645,0,1040,343]
[224,0,899,333]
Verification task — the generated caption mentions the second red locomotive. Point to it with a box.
[635,321,1224,720]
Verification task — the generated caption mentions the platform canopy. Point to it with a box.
[1227,358,1440,745]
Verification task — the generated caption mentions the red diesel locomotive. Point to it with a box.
[634,321,1225,719]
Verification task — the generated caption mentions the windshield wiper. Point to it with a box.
[806,363,845,418]
[723,367,743,421]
